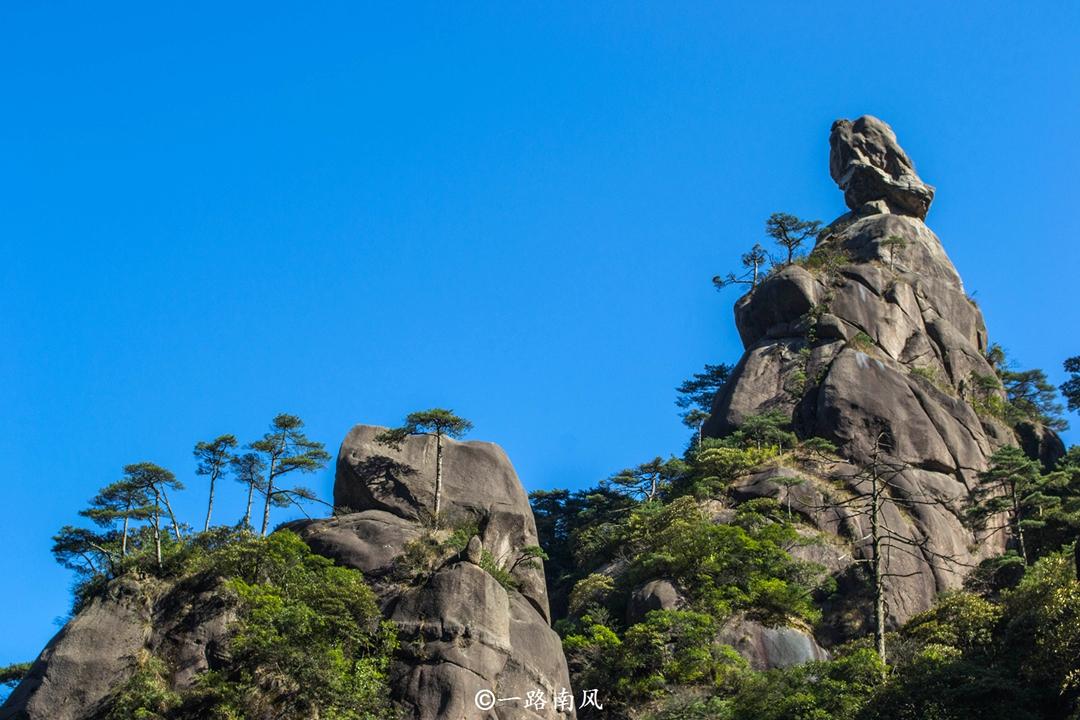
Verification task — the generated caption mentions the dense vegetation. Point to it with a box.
[99,530,398,720]
[2,413,400,719]
[530,345,1080,720]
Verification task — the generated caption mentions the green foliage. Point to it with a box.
[796,242,850,279]
[603,456,687,502]
[863,645,1038,720]
[676,411,797,497]
[902,593,1001,656]
[568,572,615,615]
[730,411,798,450]
[908,365,952,395]
[1063,355,1080,414]
[851,331,875,352]
[396,519,478,582]
[563,609,747,717]
[865,550,1080,720]
[250,413,331,536]
[724,648,884,720]
[194,434,238,531]
[967,370,1007,419]
[0,662,30,688]
[1000,551,1080,699]
[478,550,519,590]
[106,531,398,720]
[765,212,822,265]
[985,344,1068,431]
[714,243,770,291]
[618,497,821,624]
[969,446,1058,564]
[622,611,747,695]
[691,445,778,498]
[105,654,180,720]
[374,408,473,449]
[675,363,732,416]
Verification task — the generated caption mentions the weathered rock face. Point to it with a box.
[705,116,1015,631]
[625,579,685,625]
[830,116,935,219]
[293,425,574,720]
[717,615,829,671]
[1,575,234,720]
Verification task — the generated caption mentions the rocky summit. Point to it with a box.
[292,425,574,720]
[829,115,935,219]
[706,115,1062,630]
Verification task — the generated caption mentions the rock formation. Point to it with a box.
[1,575,234,720]
[829,116,935,219]
[705,115,1016,631]
[292,424,574,720]
[2,425,573,720]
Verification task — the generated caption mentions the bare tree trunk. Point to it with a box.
[434,432,443,526]
[153,489,163,568]
[261,474,274,537]
[161,488,182,541]
[204,468,219,532]
[121,502,130,558]
[261,434,286,537]
[244,480,255,530]
[871,464,887,671]
[1012,483,1029,564]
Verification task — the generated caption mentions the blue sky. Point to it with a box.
[2,3,1079,668]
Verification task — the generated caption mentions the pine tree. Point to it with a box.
[765,212,821,265]
[969,446,1059,564]
[602,456,685,503]
[376,409,473,526]
[231,452,267,530]
[194,434,238,532]
[250,414,330,536]
[123,462,184,566]
[1062,356,1080,414]
[714,243,769,290]
[80,479,153,557]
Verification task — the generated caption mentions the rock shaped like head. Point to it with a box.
[830,115,935,218]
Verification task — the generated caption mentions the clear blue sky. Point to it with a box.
[3,2,1079,668]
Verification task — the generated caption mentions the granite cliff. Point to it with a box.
[705,115,1061,630]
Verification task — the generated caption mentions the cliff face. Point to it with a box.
[1,574,235,720]
[293,425,575,720]
[705,115,1015,628]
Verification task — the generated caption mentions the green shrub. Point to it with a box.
[101,531,397,720]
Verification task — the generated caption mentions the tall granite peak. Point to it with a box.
[830,115,935,219]
[705,117,1016,632]
[293,425,574,720]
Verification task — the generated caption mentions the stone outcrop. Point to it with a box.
[625,579,684,625]
[829,115,935,219]
[3,425,572,720]
[292,424,574,720]
[705,116,1016,631]
[717,615,829,670]
[1,575,234,720]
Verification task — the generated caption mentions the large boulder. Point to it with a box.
[829,115,935,219]
[717,615,829,670]
[295,425,574,720]
[625,579,685,625]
